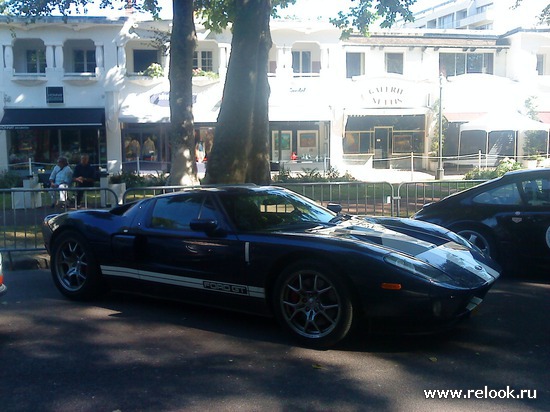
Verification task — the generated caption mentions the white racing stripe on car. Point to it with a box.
[101,265,140,279]
[100,265,265,298]
[416,243,498,282]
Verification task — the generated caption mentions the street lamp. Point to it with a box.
[436,73,445,180]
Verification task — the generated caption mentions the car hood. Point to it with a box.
[309,217,500,286]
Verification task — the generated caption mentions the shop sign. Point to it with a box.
[364,85,405,107]
[46,87,64,104]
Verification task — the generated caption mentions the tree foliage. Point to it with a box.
[513,1,550,25]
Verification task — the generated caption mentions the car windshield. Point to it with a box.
[219,189,337,231]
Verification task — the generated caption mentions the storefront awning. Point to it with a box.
[0,108,105,130]
[460,111,550,133]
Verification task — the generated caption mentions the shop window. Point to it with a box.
[193,51,213,72]
[385,53,403,75]
[133,49,159,73]
[26,49,46,73]
[346,53,364,78]
[393,134,412,153]
[74,49,96,73]
[344,131,373,154]
[393,132,424,154]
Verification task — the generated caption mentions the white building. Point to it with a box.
[401,0,542,31]
[0,13,549,178]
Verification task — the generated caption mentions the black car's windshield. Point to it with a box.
[219,189,336,231]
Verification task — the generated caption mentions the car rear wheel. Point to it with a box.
[455,227,496,260]
[273,260,354,349]
[51,231,105,300]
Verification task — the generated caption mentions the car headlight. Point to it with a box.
[384,252,458,285]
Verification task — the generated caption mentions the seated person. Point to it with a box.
[73,153,98,207]
[49,157,73,207]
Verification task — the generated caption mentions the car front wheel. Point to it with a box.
[273,260,354,349]
[51,231,105,300]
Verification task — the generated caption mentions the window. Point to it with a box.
[439,53,493,77]
[150,194,217,230]
[193,50,213,72]
[519,179,550,205]
[346,53,364,78]
[473,183,521,206]
[26,49,46,73]
[392,132,424,154]
[133,49,159,73]
[385,53,403,75]
[292,51,311,74]
[343,131,373,154]
[438,13,454,29]
[476,3,493,14]
[456,9,467,21]
[537,55,544,75]
[74,50,96,73]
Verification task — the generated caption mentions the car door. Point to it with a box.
[483,174,550,266]
[136,193,249,296]
[509,176,550,264]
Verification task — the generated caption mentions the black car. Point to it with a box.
[413,168,550,274]
[42,185,500,348]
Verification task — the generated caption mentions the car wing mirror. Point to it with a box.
[327,203,342,213]
[190,218,225,236]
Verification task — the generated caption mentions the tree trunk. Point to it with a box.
[168,0,199,186]
[204,0,272,184]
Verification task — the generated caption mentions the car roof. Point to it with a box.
[502,167,550,178]
[154,184,286,198]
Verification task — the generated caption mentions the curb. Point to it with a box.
[2,252,50,271]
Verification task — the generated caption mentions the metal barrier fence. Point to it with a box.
[0,187,118,254]
[1,180,486,254]
[394,179,485,217]
[278,182,395,216]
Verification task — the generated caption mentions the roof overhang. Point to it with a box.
[0,108,105,130]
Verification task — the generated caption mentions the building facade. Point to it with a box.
[0,13,549,177]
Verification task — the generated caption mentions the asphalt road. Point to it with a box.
[1,268,548,412]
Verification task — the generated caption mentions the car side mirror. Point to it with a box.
[190,218,225,236]
[327,203,342,213]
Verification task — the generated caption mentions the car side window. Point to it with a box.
[472,183,521,205]
[521,178,550,207]
[150,194,205,230]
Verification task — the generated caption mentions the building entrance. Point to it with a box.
[374,127,391,169]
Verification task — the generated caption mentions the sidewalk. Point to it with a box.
[338,166,465,184]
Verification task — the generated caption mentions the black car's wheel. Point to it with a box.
[455,227,496,259]
[273,260,354,349]
[50,231,105,300]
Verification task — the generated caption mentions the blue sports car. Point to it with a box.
[42,185,500,348]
